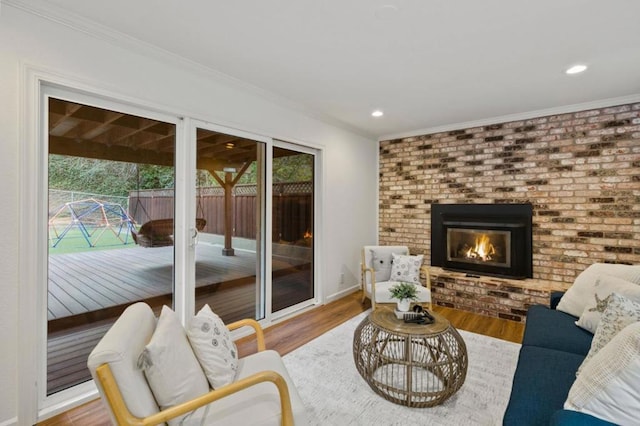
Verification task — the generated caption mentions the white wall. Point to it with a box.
[0,5,377,423]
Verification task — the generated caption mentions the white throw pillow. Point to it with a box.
[389,253,424,284]
[575,275,640,333]
[577,293,640,376]
[367,247,409,283]
[565,322,640,425]
[557,263,640,317]
[138,305,209,425]
[187,304,239,389]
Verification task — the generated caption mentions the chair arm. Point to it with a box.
[420,265,433,310]
[361,266,377,307]
[420,265,431,290]
[96,364,294,426]
[227,318,266,352]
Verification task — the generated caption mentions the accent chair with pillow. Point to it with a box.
[87,302,306,426]
[361,245,432,309]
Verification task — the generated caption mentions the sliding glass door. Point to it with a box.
[272,142,316,313]
[193,125,267,322]
[34,87,320,419]
[46,97,176,395]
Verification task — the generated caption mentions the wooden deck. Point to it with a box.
[46,242,312,394]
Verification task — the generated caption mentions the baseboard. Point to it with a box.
[0,417,17,426]
[325,285,360,303]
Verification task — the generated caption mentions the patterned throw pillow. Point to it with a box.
[389,253,424,284]
[575,275,640,333]
[577,293,640,376]
[187,304,239,389]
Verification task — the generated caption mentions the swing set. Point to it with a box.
[48,198,135,248]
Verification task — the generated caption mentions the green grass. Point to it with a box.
[48,225,138,255]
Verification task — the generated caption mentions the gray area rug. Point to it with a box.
[282,310,520,425]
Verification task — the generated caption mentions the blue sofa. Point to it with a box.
[502,292,616,425]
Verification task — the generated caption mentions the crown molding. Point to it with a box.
[379,93,640,141]
[4,0,374,140]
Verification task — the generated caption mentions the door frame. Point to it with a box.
[19,70,185,422]
[270,140,322,320]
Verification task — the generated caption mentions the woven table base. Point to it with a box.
[353,307,468,407]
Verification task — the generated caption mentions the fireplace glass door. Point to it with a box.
[446,228,511,268]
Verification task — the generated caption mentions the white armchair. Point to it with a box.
[87,302,306,426]
[361,245,432,310]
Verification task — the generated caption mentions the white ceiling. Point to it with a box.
[17,0,640,139]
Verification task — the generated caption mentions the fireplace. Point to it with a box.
[431,204,533,279]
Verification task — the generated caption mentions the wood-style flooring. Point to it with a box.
[38,291,524,426]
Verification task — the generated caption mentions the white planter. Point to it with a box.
[396,299,411,312]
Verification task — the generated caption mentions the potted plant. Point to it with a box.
[389,282,418,312]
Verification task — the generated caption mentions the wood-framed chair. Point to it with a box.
[361,245,432,310]
[87,302,305,425]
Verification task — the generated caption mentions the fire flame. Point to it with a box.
[303,230,313,240]
[465,234,496,261]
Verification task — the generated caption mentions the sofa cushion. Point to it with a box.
[557,263,640,317]
[503,346,586,426]
[521,305,593,356]
[565,322,640,425]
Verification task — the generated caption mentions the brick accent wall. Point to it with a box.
[379,102,640,319]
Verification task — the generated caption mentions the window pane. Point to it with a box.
[272,147,314,311]
[194,128,265,322]
[47,98,175,394]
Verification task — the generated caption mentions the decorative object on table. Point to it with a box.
[389,281,418,312]
[404,304,435,324]
[361,246,432,310]
[393,304,434,324]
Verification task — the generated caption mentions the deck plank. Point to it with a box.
[45,242,311,394]
[47,244,268,321]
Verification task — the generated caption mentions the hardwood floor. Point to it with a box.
[38,291,524,425]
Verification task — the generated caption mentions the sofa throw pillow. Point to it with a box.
[368,246,409,283]
[565,322,640,425]
[187,304,239,389]
[138,305,209,425]
[557,263,640,318]
[575,275,640,333]
[577,293,640,376]
[389,253,424,284]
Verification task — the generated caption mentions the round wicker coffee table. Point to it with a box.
[353,307,468,407]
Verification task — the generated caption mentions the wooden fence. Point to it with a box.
[128,182,313,242]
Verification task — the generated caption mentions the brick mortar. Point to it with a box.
[380,102,640,320]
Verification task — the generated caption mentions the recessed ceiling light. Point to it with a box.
[371,110,384,118]
[565,64,587,75]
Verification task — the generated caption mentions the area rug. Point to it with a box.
[282,310,520,425]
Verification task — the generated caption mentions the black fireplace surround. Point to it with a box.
[431,203,533,279]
